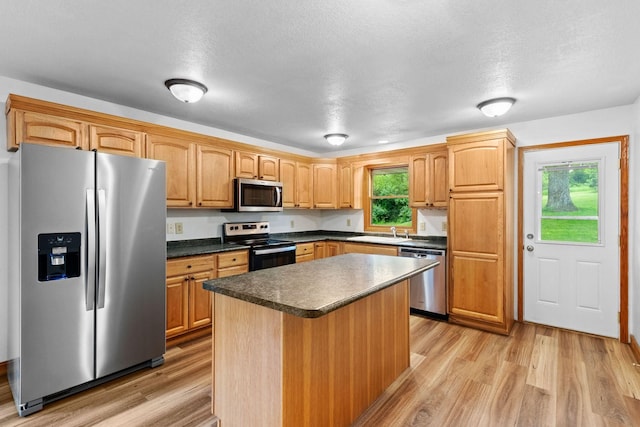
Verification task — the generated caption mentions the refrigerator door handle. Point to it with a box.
[97,188,107,309]
[86,189,96,310]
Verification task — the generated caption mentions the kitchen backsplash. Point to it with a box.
[165,208,447,241]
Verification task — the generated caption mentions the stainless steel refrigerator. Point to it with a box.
[8,143,166,416]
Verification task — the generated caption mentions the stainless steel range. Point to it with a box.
[222,221,296,271]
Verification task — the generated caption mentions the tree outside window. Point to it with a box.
[367,166,414,230]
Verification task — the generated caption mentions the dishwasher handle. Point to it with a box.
[398,248,445,257]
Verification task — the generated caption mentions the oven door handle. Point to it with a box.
[253,245,297,256]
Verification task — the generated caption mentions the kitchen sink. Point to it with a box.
[346,235,412,244]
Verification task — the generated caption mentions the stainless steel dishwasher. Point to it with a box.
[399,247,447,319]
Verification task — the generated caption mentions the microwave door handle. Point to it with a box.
[275,186,282,207]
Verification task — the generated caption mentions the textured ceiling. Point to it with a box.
[1,1,639,154]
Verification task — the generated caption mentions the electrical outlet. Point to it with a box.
[290,220,295,228]
[419,222,426,231]
[347,218,351,226]
[166,223,175,234]
[175,222,183,234]
[441,221,447,232]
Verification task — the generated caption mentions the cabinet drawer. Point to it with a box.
[217,250,249,269]
[217,265,249,278]
[295,242,314,256]
[167,255,215,276]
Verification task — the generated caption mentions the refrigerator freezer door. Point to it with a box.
[95,152,166,377]
[18,144,96,403]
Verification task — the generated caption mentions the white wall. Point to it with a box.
[0,75,637,361]
[631,96,640,342]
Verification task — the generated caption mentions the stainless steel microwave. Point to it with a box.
[231,178,283,212]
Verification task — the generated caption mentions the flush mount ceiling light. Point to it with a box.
[164,78,208,103]
[324,133,349,146]
[477,97,516,117]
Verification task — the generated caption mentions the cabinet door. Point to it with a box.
[314,242,326,259]
[166,275,189,337]
[296,162,313,208]
[429,151,449,207]
[448,139,504,191]
[326,241,343,257]
[235,151,258,179]
[89,124,144,157]
[12,110,87,151]
[259,155,280,181]
[409,154,428,207]
[197,145,234,208]
[280,159,296,208]
[189,271,214,329]
[448,192,505,325]
[147,134,196,207]
[313,163,337,208]
[338,162,353,208]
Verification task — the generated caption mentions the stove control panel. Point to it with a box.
[223,221,270,238]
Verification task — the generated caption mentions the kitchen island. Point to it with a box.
[203,253,439,427]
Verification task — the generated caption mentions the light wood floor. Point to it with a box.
[1,317,639,426]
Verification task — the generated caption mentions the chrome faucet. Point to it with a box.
[404,229,409,239]
[390,226,397,238]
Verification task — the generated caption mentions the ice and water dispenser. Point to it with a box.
[37,233,81,281]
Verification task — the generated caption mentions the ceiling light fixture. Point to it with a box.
[477,97,516,117]
[324,133,349,146]
[164,78,208,103]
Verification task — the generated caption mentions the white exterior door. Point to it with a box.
[523,143,620,338]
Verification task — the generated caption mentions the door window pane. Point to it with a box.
[538,161,600,243]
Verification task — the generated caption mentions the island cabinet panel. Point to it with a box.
[89,124,144,157]
[212,280,410,427]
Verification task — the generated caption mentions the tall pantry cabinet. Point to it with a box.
[446,129,515,335]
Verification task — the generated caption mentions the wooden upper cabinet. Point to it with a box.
[235,151,279,181]
[448,139,505,192]
[338,162,353,208]
[281,159,313,208]
[312,163,337,208]
[89,124,144,157]
[296,162,313,208]
[259,155,279,181]
[409,149,448,208]
[280,159,297,208]
[9,110,87,151]
[235,151,259,179]
[197,145,234,208]
[146,134,196,208]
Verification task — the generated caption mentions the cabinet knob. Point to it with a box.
[232,258,236,261]
[259,176,263,179]
[198,202,202,206]
[189,201,193,206]
[187,265,192,269]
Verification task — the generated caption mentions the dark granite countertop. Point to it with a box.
[203,253,439,318]
[167,238,249,259]
[167,231,446,258]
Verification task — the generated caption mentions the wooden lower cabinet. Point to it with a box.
[166,250,248,340]
[343,242,398,256]
[296,242,315,263]
[217,250,249,277]
[166,255,215,338]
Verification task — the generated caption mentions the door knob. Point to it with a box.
[526,245,534,252]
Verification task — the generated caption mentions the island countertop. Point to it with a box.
[203,253,439,318]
